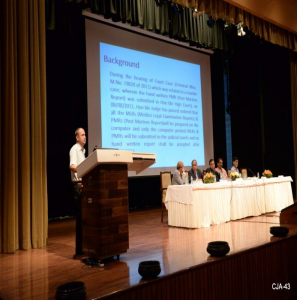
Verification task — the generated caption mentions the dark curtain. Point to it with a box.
[46,1,88,218]
[228,35,295,194]
[290,51,297,198]
[210,49,227,163]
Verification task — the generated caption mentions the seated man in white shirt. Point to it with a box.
[230,157,240,174]
[172,161,186,185]
[215,158,228,180]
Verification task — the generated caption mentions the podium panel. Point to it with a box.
[77,149,156,260]
[82,164,129,259]
[280,202,297,225]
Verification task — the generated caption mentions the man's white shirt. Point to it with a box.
[231,166,239,174]
[70,143,86,181]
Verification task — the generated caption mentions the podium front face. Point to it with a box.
[82,164,129,259]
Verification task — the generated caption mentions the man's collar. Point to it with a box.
[76,142,85,151]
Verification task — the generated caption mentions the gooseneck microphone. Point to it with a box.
[248,168,255,177]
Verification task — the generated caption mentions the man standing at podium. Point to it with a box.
[69,128,86,257]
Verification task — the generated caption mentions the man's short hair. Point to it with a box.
[233,157,239,162]
[191,159,197,166]
[209,158,214,165]
[177,161,183,169]
[217,158,223,163]
[75,128,83,137]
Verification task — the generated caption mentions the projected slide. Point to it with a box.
[100,42,205,168]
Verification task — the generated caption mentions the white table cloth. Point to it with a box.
[165,176,293,228]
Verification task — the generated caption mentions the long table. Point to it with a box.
[165,176,294,228]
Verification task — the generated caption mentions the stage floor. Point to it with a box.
[0,209,296,299]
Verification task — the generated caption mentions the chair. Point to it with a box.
[241,168,248,179]
[160,172,172,223]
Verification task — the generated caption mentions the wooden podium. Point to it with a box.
[280,202,297,225]
[77,149,156,259]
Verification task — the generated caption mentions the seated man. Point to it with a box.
[215,158,228,180]
[172,161,186,185]
[188,159,203,183]
[205,159,220,182]
[231,157,240,174]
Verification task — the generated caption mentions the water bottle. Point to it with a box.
[257,172,259,178]
[190,175,193,184]
[214,174,216,182]
[220,173,222,182]
[185,173,188,185]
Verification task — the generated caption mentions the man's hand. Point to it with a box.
[70,164,77,173]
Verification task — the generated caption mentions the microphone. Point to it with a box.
[248,168,255,177]
[93,146,119,152]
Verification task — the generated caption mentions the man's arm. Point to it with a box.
[70,147,78,176]
[188,169,193,182]
[172,170,184,185]
[223,168,228,179]
[214,170,220,181]
[181,172,186,184]
[171,171,178,185]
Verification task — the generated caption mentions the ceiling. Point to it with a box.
[224,0,297,34]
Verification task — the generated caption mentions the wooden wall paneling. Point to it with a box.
[110,238,297,300]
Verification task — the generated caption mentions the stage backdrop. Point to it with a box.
[46,3,295,218]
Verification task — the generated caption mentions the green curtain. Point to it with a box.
[46,0,297,51]
[173,0,297,52]
[46,0,224,50]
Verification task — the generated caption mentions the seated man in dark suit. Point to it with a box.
[172,161,186,185]
[205,158,220,182]
[188,159,203,183]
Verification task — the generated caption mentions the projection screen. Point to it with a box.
[85,16,213,176]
